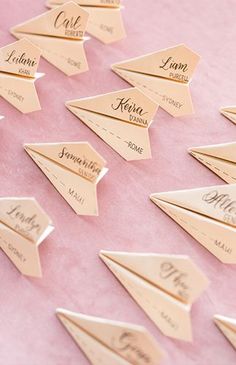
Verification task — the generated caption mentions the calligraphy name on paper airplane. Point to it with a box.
[58,146,102,181]
[202,190,236,224]
[111,97,148,127]
[5,51,37,76]
[112,331,151,363]
[54,11,84,37]
[6,204,42,238]
[159,261,189,301]
[160,57,189,82]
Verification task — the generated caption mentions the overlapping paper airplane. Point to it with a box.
[66,88,158,161]
[100,250,209,341]
[111,44,200,117]
[0,38,43,113]
[0,197,53,277]
[220,106,236,125]
[11,2,89,76]
[214,314,236,350]
[150,184,236,263]
[46,0,126,44]
[24,142,108,215]
[56,308,164,364]
[189,142,236,184]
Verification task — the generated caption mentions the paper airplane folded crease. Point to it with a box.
[189,142,236,184]
[150,183,236,263]
[24,142,108,215]
[46,0,126,44]
[99,250,209,341]
[0,197,53,277]
[10,1,90,76]
[56,308,164,365]
[220,106,236,125]
[214,314,236,350]
[111,44,200,117]
[0,38,43,113]
[66,87,158,161]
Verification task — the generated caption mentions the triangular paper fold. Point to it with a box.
[56,308,164,364]
[220,106,236,125]
[0,39,43,113]
[0,197,53,277]
[11,2,89,75]
[24,142,108,216]
[189,142,236,183]
[150,184,236,263]
[46,0,126,44]
[100,250,209,341]
[214,314,236,349]
[66,88,158,161]
[112,44,200,117]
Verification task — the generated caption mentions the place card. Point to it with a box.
[66,88,158,161]
[0,38,43,113]
[10,1,89,76]
[24,142,108,215]
[46,0,126,44]
[189,142,236,184]
[214,314,236,349]
[0,197,54,277]
[100,250,209,341]
[150,184,236,263]
[56,308,164,364]
[220,106,236,125]
[111,44,200,117]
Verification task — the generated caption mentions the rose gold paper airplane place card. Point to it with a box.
[189,142,236,184]
[214,314,236,350]
[0,197,54,277]
[100,250,209,341]
[112,44,200,117]
[66,88,158,161]
[46,0,126,44]
[220,106,236,125]
[10,2,89,76]
[24,142,108,215]
[0,38,43,113]
[56,308,164,364]
[150,184,236,263]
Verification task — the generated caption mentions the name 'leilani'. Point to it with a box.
[5,50,37,68]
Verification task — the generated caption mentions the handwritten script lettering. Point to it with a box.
[5,50,37,69]
[6,205,41,238]
[112,332,150,363]
[54,11,83,37]
[160,262,189,300]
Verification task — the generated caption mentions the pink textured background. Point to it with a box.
[0,0,236,364]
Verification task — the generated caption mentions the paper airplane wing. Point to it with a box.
[220,106,236,125]
[56,308,164,365]
[47,0,121,8]
[66,88,158,161]
[112,45,200,117]
[214,314,236,349]
[150,184,236,263]
[24,142,107,215]
[0,197,53,277]
[189,142,236,184]
[100,250,195,341]
[0,38,41,78]
[11,2,89,40]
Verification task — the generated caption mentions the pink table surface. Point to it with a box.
[0,0,236,364]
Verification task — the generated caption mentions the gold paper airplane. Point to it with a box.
[66,88,158,161]
[0,38,43,113]
[150,184,236,263]
[56,308,164,364]
[111,44,200,117]
[220,106,236,125]
[46,0,126,44]
[11,2,89,76]
[0,197,54,277]
[214,314,236,350]
[189,142,236,184]
[100,250,209,341]
[24,142,108,216]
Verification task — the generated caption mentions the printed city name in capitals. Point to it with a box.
[1,236,26,263]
